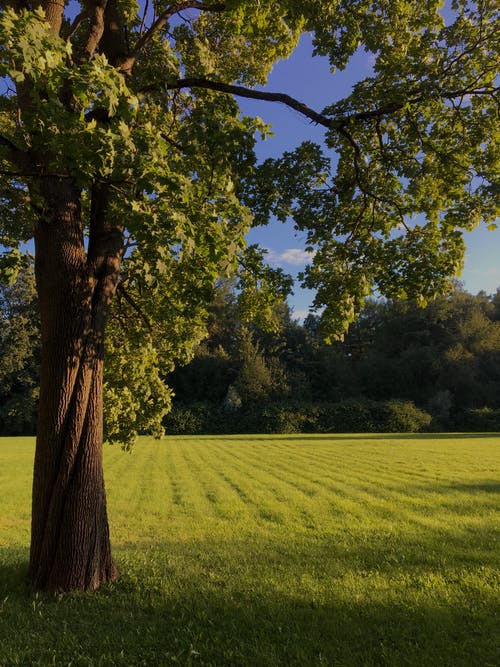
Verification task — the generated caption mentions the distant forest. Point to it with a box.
[165,280,500,434]
[2,268,499,436]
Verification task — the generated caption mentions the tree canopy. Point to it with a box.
[0,0,498,447]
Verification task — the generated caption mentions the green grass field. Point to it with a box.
[0,434,499,666]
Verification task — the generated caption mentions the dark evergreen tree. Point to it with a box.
[0,262,40,435]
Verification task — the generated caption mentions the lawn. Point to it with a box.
[0,434,499,666]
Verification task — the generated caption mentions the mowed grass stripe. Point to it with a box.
[1,434,499,667]
[105,440,173,541]
[144,435,500,573]
[181,437,374,534]
[204,436,494,500]
[192,440,293,524]
[234,436,500,513]
[0,438,33,544]
[191,440,334,531]
[151,436,499,541]
[178,439,255,520]
[92,435,500,544]
[235,436,436,493]
[220,450,472,537]
[184,440,266,520]
[202,440,324,503]
[268,438,457,489]
[274,434,498,481]
[213,436,499,551]
[200,439,434,531]
[207,438,348,516]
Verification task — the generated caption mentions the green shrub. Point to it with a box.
[317,398,379,432]
[381,400,432,432]
[313,399,431,433]
[261,405,308,434]
[427,390,454,430]
[455,407,500,432]
[164,404,209,435]
[164,399,433,435]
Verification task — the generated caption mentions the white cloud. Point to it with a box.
[266,247,316,266]
[290,309,312,321]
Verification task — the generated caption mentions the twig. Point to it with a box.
[117,282,153,331]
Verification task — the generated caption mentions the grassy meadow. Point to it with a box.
[0,434,499,666]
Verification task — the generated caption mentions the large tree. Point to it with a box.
[0,0,498,591]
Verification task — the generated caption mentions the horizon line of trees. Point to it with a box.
[164,279,500,434]
[1,268,500,437]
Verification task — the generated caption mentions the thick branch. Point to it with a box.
[441,85,500,99]
[41,0,66,35]
[116,283,153,331]
[64,7,93,41]
[164,78,333,127]
[66,0,108,61]
[100,0,130,68]
[162,77,500,131]
[87,181,124,272]
[0,133,31,170]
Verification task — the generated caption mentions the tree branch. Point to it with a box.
[113,2,226,74]
[0,168,71,179]
[64,7,93,41]
[82,0,108,61]
[161,132,184,152]
[41,0,66,35]
[441,85,499,100]
[116,282,153,331]
[159,79,412,129]
[0,133,24,153]
[0,133,31,170]
[100,0,130,69]
[132,2,225,57]
[160,77,499,132]
[162,78,334,127]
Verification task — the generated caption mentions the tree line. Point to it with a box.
[3,267,499,437]
[166,284,500,433]
[165,280,500,434]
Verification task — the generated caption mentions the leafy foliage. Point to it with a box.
[164,398,433,434]
[0,0,498,443]
[168,282,500,432]
[243,1,499,339]
[0,262,40,435]
[0,2,296,445]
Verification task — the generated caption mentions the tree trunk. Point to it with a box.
[29,178,120,591]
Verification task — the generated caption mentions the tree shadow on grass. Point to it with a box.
[0,546,29,592]
[0,534,497,667]
[445,481,500,494]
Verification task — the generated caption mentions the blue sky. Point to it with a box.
[239,35,500,318]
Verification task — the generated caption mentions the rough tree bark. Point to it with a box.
[28,178,122,590]
[13,0,129,592]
